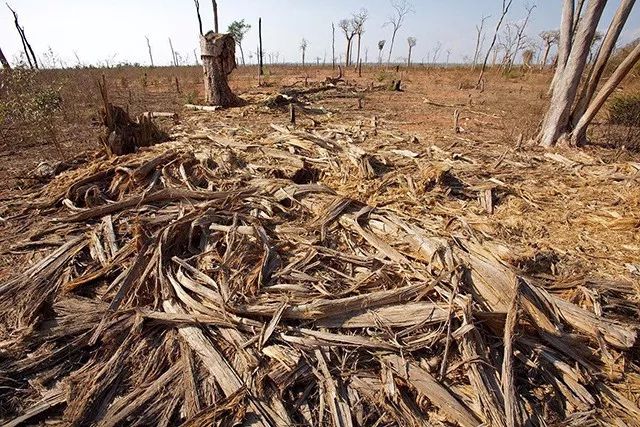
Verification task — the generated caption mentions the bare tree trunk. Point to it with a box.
[407,46,412,66]
[258,18,264,76]
[550,0,575,93]
[540,42,551,70]
[212,0,219,33]
[0,46,10,69]
[7,4,38,69]
[572,0,636,125]
[571,41,640,145]
[332,23,336,70]
[355,34,362,71]
[145,36,154,67]
[472,16,489,70]
[387,28,398,67]
[345,38,351,67]
[201,33,243,107]
[477,0,514,87]
[238,43,245,65]
[193,0,203,36]
[169,38,178,66]
[538,0,607,147]
[508,5,535,72]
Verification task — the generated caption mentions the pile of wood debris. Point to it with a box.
[0,114,639,426]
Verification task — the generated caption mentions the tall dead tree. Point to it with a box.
[169,38,177,66]
[377,40,386,65]
[339,19,356,67]
[507,3,536,72]
[194,0,204,36]
[472,15,491,70]
[538,0,640,147]
[332,23,336,70]
[477,0,514,86]
[258,18,264,77]
[539,30,560,69]
[145,36,154,67]
[300,38,308,67]
[0,46,10,69]
[572,0,636,123]
[212,0,219,33]
[352,9,368,70]
[385,0,413,67]
[7,4,38,69]
[407,37,416,66]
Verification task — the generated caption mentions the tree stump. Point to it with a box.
[200,32,243,107]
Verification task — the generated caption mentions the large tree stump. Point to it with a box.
[200,32,243,107]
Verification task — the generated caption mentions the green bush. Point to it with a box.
[608,94,640,127]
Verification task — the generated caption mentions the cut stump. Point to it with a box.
[200,32,244,108]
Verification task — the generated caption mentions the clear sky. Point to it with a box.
[1,1,638,67]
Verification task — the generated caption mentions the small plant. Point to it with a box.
[185,91,198,104]
[608,94,640,127]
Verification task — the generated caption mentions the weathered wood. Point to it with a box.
[538,0,607,147]
[200,32,243,107]
[571,40,640,146]
[572,0,636,125]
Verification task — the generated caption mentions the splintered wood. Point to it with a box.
[0,113,639,426]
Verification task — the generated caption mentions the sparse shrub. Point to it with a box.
[376,71,391,83]
[608,94,640,127]
[185,91,198,104]
[0,67,65,156]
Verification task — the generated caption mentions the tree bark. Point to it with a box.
[388,28,398,67]
[200,32,243,107]
[0,46,10,69]
[549,0,575,93]
[571,41,640,146]
[539,0,608,147]
[407,46,412,66]
[572,0,636,125]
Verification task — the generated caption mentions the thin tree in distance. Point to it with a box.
[228,20,251,65]
[352,9,368,70]
[507,2,536,72]
[339,19,356,66]
[332,22,336,70]
[300,38,308,67]
[539,30,560,69]
[407,37,417,66]
[145,36,154,67]
[384,0,414,67]
[472,15,491,70]
[477,0,514,86]
[377,40,386,65]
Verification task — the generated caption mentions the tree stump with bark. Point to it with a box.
[200,32,243,107]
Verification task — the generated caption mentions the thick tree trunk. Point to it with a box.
[200,32,243,107]
[572,0,636,125]
[538,0,607,147]
[407,47,412,66]
[571,41,640,145]
[0,46,10,69]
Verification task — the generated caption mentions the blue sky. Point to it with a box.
[1,1,638,67]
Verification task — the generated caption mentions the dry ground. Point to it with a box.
[1,65,640,425]
[1,65,638,285]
